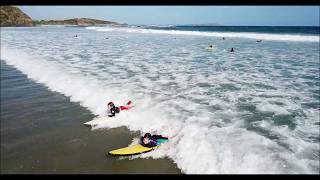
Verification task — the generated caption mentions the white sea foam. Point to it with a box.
[0,46,131,116]
[1,27,319,174]
[86,26,319,42]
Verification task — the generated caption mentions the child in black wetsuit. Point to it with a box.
[140,133,168,148]
[107,101,132,117]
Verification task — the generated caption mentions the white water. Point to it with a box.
[86,26,320,42]
[1,27,319,174]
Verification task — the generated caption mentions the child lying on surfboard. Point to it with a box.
[140,133,168,148]
[107,101,132,117]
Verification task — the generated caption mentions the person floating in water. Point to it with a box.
[206,45,215,51]
[230,48,234,52]
[140,133,168,148]
[256,40,262,42]
[222,37,226,40]
[107,101,132,117]
[74,35,78,37]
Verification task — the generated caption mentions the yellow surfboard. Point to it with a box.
[108,144,158,156]
[108,139,168,156]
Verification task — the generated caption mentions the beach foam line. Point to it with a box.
[0,46,120,116]
[86,26,319,42]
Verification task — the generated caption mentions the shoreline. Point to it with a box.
[1,61,181,174]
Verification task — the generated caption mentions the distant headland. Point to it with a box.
[0,6,125,27]
[33,18,124,27]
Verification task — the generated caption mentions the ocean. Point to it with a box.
[1,25,319,174]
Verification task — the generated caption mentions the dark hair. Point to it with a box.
[144,133,151,138]
[108,102,114,106]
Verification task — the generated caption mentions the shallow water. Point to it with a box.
[1,26,319,174]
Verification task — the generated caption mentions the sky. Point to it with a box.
[19,6,320,26]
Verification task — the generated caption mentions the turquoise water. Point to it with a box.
[1,26,319,174]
